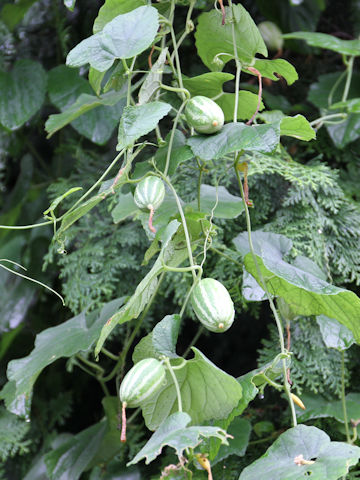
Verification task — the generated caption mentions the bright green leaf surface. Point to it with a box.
[217,91,264,122]
[233,231,360,343]
[138,48,168,105]
[317,315,355,350]
[283,32,360,56]
[0,60,46,130]
[183,72,234,98]
[47,66,126,144]
[295,392,360,424]
[93,0,146,33]
[188,184,244,219]
[1,0,37,30]
[64,0,76,11]
[66,6,159,71]
[249,58,298,85]
[0,299,124,418]
[215,418,251,463]
[111,192,138,223]
[239,425,360,480]
[280,115,316,141]
[128,412,229,466]
[133,314,181,362]
[45,422,106,480]
[195,6,267,71]
[187,122,280,161]
[140,348,243,431]
[117,102,171,150]
[95,220,186,357]
[154,130,193,176]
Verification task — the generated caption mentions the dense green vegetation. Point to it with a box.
[1,1,360,479]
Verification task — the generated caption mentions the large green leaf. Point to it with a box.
[249,58,298,85]
[216,92,264,122]
[316,315,355,351]
[1,0,37,30]
[45,423,106,480]
[308,72,360,148]
[283,32,360,56]
[239,425,360,480]
[139,348,243,431]
[154,130,193,176]
[138,48,168,105]
[183,72,234,98]
[133,314,181,362]
[188,184,244,219]
[93,0,146,33]
[94,220,187,358]
[117,102,171,150]
[279,114,316,141]
[215,418,251,463]
[128,412,229,466]
[0,299,124,418]
[46,66,126,144]
[66,6,159,71]
[295,392,360,424]
[233,231,360,343]
[0,60,46,130]
[187,122,280,161]
[195,5,267,71]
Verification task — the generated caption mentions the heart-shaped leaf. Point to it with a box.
[66,6,159,72]
[47,66,126,144]
[195,5,267,71]
[187,122,280,161]
[295,392,360,424]
[117,102,172,150]
[0,298,124,418]
[234,231,360,343]
[139,347,243,431]
[0,60,46,130]
[239,425,360,480]
[128,412,229,466]
[188,184,244,219]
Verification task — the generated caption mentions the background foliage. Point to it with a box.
[0,0,360,479]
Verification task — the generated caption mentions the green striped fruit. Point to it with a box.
[134,176,165,212]
[185,96,224,134]
[191,278,235,333]
[119,358,166,407]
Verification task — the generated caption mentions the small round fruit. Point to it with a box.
[134,176,165,212]
[120,358,166,408]
[185,96,224,134]
[191,278,235,333]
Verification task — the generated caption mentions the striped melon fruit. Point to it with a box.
[191,278,235,333]
[134,176,165,212]
[120,358,166,407]
[119,358,166,442]
[185,96,224,134]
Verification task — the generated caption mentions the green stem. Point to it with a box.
[163,101,187,177]
[196,158,203,211]
[160,83,190,99]
[76,354,104,375]
[102,273,165,383]
[162,264,202,274]
[341,350,351,443]
[328,70,346,106]
[101,347,119,361]
[161,177,197,281]
[342,56,354,102]
[234,167,297,427]
[310,113,347,127]
[164,357,182,412]
[171,0,195,61]
[210,247,243,269]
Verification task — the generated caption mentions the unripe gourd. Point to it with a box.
[134,176,165,233]
[119,358,166,442]
[191,278,235,333]
[185,96,224,135]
